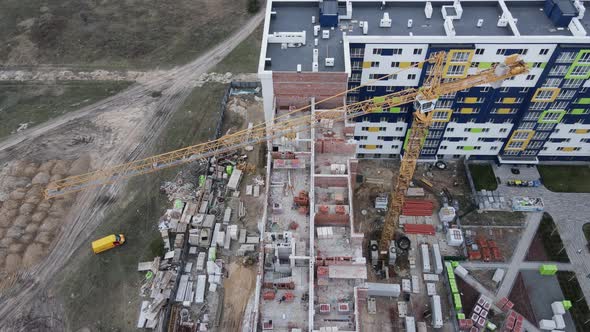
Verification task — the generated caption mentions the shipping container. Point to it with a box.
[365,283,401,297]
[538,319,557,330]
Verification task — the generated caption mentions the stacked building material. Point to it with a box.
[404,224,435,235]
[402,200,434,216]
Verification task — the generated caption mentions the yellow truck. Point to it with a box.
[92,234,125,254]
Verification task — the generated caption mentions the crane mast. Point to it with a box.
[45,52,529,265]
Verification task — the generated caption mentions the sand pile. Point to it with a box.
[0,156,91,271]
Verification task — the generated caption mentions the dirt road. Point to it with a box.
[0,10,264,330]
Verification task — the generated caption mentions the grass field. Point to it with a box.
[537,213,570,263]
[213,23,263,74]
[468,163,498,191]
[0,81,132,139]
[538,165,590,193]
[58,83,228,331]
[556,271,590,331]
[0,0,254,68]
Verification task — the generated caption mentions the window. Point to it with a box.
[369,74,387,80]
[530,102,549,110]
[424,140,439,148]
[549,65,568,76]
[523,112,540,121]
[355,136,368,140]
[370,61,379,68]
[446,64,467,77]
[351,61,362,70]
[499,128,508,133]
[539,48,550,55]
[391,62,400,67]
[563,79,584,88]
[556,52,575,63]
[395,127,404,131]
[350,73,361,82]
[532,62,543,68]
[500,87,510,93]
[541,111,563,122]
[432,109,451,121]
[533,132,549,140]
[534,89,558,101]
[373,48,382,55]
[367,86,376,92]
[431,122,446,129]
[421,148,437,155]
[520,87,530,93]
[518,122,535,130]
[526,75,536,81]
[440,92,456,99]
[536,123,556,131]
[569,66,590,77]
[413,48,422,55]
[407,74,417,80]
[481,87,490,93]
[475,48,484,55]
[446,127,455,132]
[543,78,562,88]
[451,51,472,62]
[392,48,403,55]
[557,89,576,100]
[507,141,524,149]
[496,49,506,55]
[551,101,569,109]
[579,52,590,64]
[386,86,395,92]
[346,95,359,104]
[440,145,447,150]
[351,48,364,57]
[491,146,498,151]
[528,141,543,149]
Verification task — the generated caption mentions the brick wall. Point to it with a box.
[273,72,347,109]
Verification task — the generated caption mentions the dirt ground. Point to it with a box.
[220,261,257,330]
[0,0,254,68]
[0,81,132,139]
[461,210,526,227]
[525,230,550,261]
[0,10,263,329]
[469,269,500,291]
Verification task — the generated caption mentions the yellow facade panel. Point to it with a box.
[367,127,379,132]
[503,97,517,104]
[562,147,576,152]
[465,97,478,103]
[362,61,371,69]
[575,129,590,134]
[364,145,377,150]
[460,108,474,114]
[497,108,512,114]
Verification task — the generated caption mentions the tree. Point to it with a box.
[247,0,260,13]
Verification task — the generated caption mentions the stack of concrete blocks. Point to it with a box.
[477,189,506,211]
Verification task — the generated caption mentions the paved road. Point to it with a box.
[496,212,542,299]
[462,261,574,271]
[495,165,590,308]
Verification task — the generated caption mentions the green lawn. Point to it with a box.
[468,163,498,191]
[0,0,255,69]
[538,213,570,263]
[556,271,590,331]
[213,23,263,74]
[538,165,590,192]
[584,223,590,243]
[59,83,228,331]
[0,81,132,139]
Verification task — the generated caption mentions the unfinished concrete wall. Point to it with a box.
[273,72,347,109]
[315,139,356,154]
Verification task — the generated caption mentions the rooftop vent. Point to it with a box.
[380,12,392,27]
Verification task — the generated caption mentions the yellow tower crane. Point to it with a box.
[44,52,528,251]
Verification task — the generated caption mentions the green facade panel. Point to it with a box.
[538,110,566,124]
[571,108,587,115]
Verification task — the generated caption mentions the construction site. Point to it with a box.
[3,0,590,332]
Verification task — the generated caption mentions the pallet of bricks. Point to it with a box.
[463,295,497,332]
[495,297,525,332]
[468,236,503,262]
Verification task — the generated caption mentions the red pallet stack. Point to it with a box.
[402,200,434,216]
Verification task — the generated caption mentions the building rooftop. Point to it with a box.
[262,0,588,73]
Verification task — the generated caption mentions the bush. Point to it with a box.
[149,238,165,258]
[247,0,260,13]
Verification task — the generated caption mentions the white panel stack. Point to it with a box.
[553,315,565,330]
[431,295,443,328]
[421,244,431,273]
[196,252,206,271]
[402,279,412,292]
[551,301,566,315]
[432,243,443,274]
[539,319,557,330]
[454,265,469,278]
[411,275,420,294]
[195,275,207,303]
[405,316,416,332]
